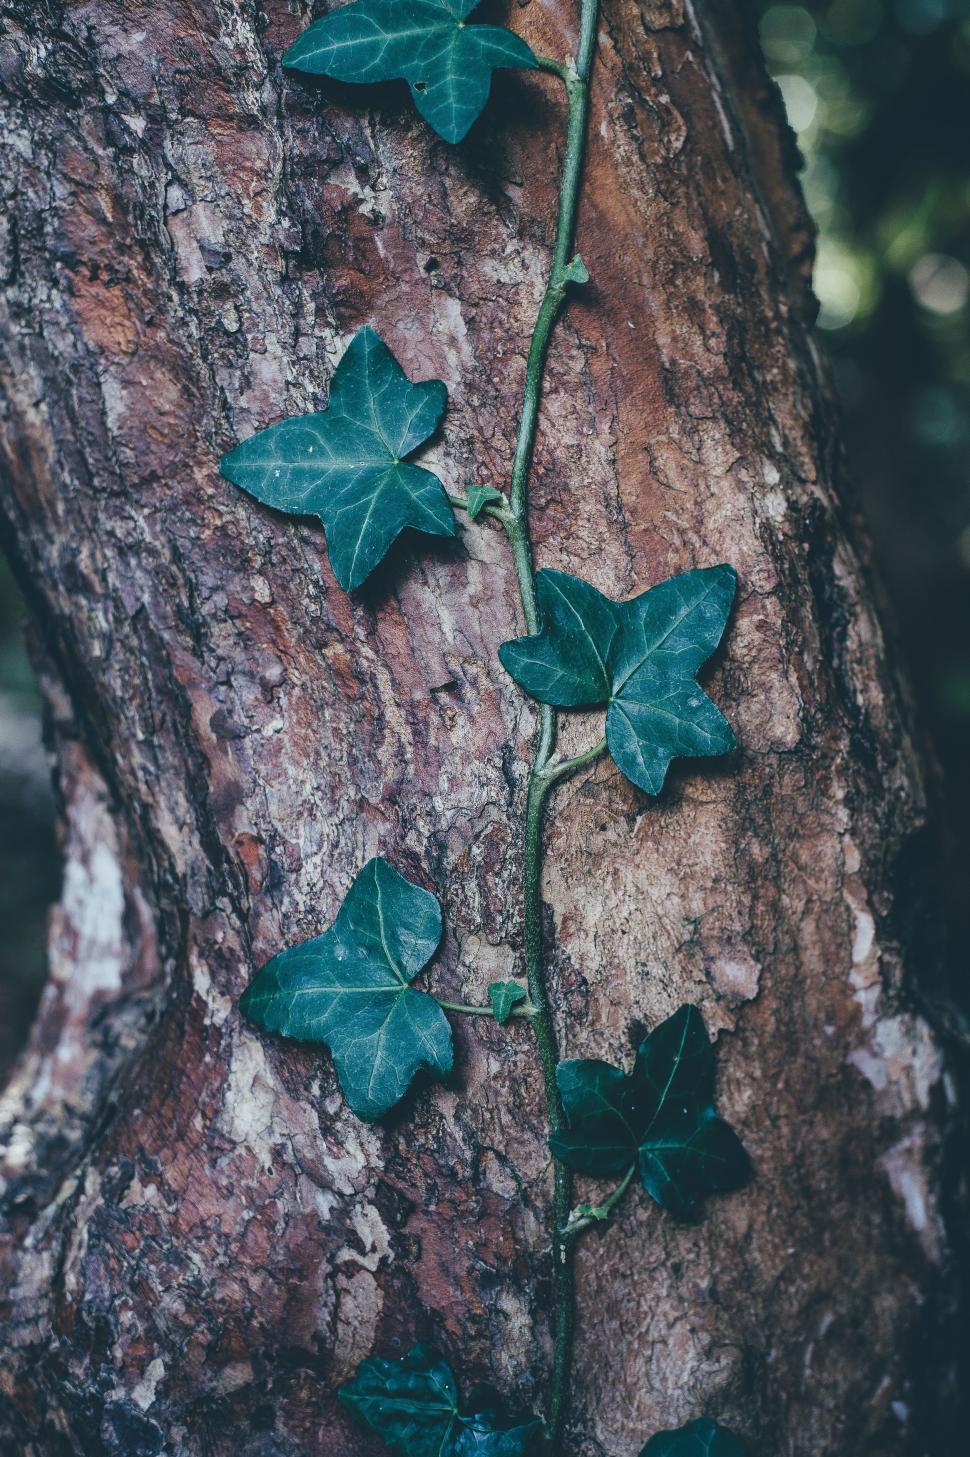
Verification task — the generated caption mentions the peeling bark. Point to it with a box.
[0,2,960,1454]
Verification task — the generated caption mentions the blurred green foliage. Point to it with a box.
[0,555,40,707]
[0,557,56,1080]
[757,0,970,983]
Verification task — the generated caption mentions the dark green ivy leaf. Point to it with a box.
[339,1344,459,1456]
[284,0,538,145]
[220,327,455,592]
[454,1418,540,1455]
[498,565,737,795]
[339,1344,540,1456]
[466,484,506,520]
[239,858,452,1121]
[487,980,528,1024]
[549,1005,749,1220]
[640,1418,747,1456]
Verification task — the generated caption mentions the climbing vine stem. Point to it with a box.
[501,5,601,1447]
[226,1,750,1451]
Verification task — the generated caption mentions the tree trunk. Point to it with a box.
[0,2,959,1454]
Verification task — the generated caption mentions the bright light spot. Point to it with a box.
[802,155,838,225]
[814,240,862,329]
[776,73,819,132]
[760,5,817,64]
[908,253,969,314]
[812,57,870,137]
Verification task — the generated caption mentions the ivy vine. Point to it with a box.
[222,1,752,1451]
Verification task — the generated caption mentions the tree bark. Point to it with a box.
[0,2,959,1454]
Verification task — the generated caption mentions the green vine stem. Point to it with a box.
[220,2,752,1450]
[501,5,600,1449]
[521,772,572,1450]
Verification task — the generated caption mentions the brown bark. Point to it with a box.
[0,2,960,1454]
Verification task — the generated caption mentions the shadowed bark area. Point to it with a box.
[0,2,960,1454]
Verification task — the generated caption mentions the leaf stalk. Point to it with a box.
[562,1163,636,1241]
[437,998,537,1019]
[536,737,608,788]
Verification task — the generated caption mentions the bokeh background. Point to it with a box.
[1,0,968,1083]
[756,0,970,1037]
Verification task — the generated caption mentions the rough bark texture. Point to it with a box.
[0,2,960,1455]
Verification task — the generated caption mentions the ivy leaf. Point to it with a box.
[498,565,737,795]
[466,484,506,520]
[284,0,538,145]
[487,980,528,1024]
[640,1418,747,1456]
[339,1345,541,1456]
[339,1344,459,1456]
[239,858,452,1121]
[220,327,455,592]
[455,1415,541,1455]
[549,1005,749,1220]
